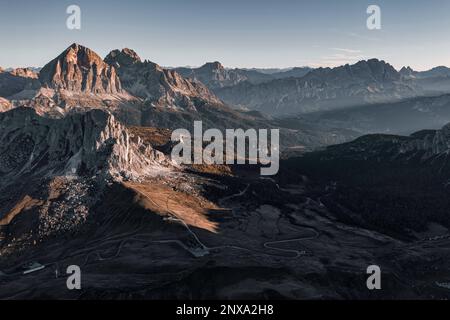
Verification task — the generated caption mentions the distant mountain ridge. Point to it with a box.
[174,63,313,90]
[215,59,421,115]
[4,47,450,119]
[2,44,450,149]
[400,65,450,79]
[174,61,273,89]
[399,65,450,94]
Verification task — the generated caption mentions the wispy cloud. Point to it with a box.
[302,47,367,68]
[331,48,362,54]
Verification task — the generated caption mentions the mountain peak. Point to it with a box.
[366,58,384,63]
[201,61,225,71]
[399,66,417,78]
[354,58,394,69]
[39,43,122,94]
[105,48,142,67]
[342,58,400,81]
[64,43,102,63]
[68,42,81,49]
[400,66,414,72]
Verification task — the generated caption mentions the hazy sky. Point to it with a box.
[0,0,449,70]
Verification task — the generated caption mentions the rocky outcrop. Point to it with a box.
[0,107,169,181]
[105,48,221,110]
[0,97,12,112]
[39,43,122,94]
[415,123,450,156]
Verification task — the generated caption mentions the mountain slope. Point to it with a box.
[0,68,40,99]
[105,49,221,110]
[283,123,450,236]
[415,67,450,94]
[0,107,171,252]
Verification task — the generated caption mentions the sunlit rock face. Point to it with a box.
[39,43,122,94]
[0,97,12,112]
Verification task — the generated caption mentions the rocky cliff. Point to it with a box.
[0,107,169,182]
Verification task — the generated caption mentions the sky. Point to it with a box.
[0,0,449,71]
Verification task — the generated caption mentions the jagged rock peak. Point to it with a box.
[400,66,415,73]
[357,59,400,80]
[39,43,122,94]
[104,48,142,67]
[399,66,416,77]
